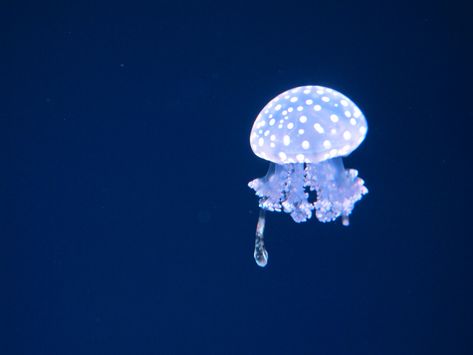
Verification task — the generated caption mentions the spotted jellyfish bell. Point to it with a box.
[248,85,368,267]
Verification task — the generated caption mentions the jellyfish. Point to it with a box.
[249,85,368,267]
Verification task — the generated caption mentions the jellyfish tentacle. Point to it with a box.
[254,209,268,267]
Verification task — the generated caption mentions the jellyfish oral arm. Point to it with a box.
[249,158,368,225]
[306,157,368,223]
[254,209,268,267]
[249,163,314,223]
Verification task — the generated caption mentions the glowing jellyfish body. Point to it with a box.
[249,85,368,267]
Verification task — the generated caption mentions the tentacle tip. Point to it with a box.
[254,250,268,267]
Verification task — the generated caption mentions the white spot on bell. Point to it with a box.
[313,104,322,111]
[343,131,352,140]
[258,138,264,146]
[283,135,291,146]
[323,140,332,149]
[330,114,339,123]
[278,152,287,160]
[287,122,294,129]
[313,123,324,133]
[302,140,310,149]
[299,115,307,123]
[290,97,298,102]
[275,104,282,111]
[296,154,305,162]
[329,149,338,157]
[322,96,330,102]
[340,145,351,154]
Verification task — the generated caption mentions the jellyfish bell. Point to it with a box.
[250,85,367,165]
[248,85,368,267]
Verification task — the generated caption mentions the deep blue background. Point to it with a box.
[3,1,472,354]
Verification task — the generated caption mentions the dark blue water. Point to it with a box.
[3,1,472,354]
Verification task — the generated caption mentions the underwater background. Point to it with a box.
[3,0,472,354]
